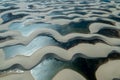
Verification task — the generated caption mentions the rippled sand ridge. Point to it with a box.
[0,0,120,80]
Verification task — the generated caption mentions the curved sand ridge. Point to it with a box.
[1,28,120,48]
[0,42,120,70]
[96,60,120,80]
[0,71,34,80]
[52,69,86,80]
[0,0,120,80]
[0,0,119,26]
[89,22,120,34]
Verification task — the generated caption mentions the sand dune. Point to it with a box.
[0,71,34,80]
[96,60,120,80]
[52,69,86,80]
[0,0,120,80]
[1,28,120,49]
[0,42,120,70]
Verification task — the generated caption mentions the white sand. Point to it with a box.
[0,71,34,80]
[89,23,120,33]
[0,28,120,49]
[0,42,120,70]
[96,60,120,80]
[0,0,120,80]
[52,69,86,80]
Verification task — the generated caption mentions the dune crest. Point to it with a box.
[52,69,86,80]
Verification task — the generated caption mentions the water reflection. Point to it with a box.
[3,36,59,58]
[31,58,67,80]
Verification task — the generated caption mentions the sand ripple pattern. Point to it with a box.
[0,0,120,80]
